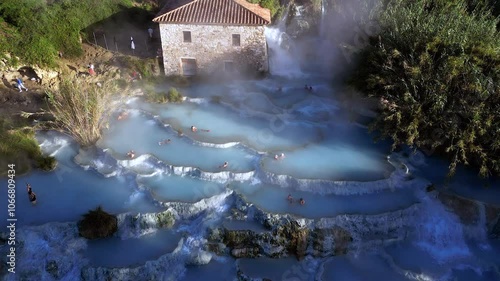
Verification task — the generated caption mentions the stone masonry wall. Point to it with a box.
[158,23,268,75]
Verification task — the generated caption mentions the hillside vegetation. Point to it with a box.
[0,0,134,66]
[352,0,500,177]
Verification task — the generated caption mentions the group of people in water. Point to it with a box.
[124,123,212,159]
[274,153,286,160]
[287,194,305,205]
[117,111,129,121]
[276,85,314,92]
[304,84,313,92]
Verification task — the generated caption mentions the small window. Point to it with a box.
[183,31,191,43]
[232,34,240,46]
[224,61,234,72]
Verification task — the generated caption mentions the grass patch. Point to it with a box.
[0,119,56,176]
[119,56,158,79]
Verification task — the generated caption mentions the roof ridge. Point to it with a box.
[153,0,271,25]
[232,0,271,24]
[153,0,200,22]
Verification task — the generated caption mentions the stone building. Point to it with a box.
[153,0,271,76]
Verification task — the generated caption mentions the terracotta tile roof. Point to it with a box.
[153,0,271,25]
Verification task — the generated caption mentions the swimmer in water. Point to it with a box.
[117,111,128,120]
[287,194,293,203]
[158,139,171,145]
[299,198,305,205]
[27,183,37,204]
[191,126,198,132]
[219,161,228,169]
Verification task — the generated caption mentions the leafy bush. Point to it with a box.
[248,0,282,17]
[145,87,183,103]
[35,155,57,171]
[78,206,118,239]
[351,0,500,177]
[167,87,183,102]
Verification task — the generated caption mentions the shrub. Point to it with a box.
[248,0,282,17]
[78,206,118,239]
[145,87,183,103]
[0,119,55,176]
[167,87,183,103]
[46,76,121,147]
[35,155,57,171]
[351,0,500,177]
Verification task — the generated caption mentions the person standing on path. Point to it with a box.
[16,77,28,92]
[130,37,136,54]
[148,27,153,39]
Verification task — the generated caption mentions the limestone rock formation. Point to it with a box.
[437,191,500,238]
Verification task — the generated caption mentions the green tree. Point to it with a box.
[351,0,500,177]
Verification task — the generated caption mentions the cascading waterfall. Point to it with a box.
[320,0,327,37]
[413,194,472,263]
[264,7,303,77]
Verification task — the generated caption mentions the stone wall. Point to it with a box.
[158,23,268,76]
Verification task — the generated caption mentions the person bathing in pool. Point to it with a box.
[191,126,210,133]
[159,139,171,145]
[126,150,136,159]
[274,153,286,160]
[219,161,228,169]
[27,183,37,204]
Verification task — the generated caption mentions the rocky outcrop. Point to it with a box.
[437,191,500,238]
[208,198,419,260]
[437,192,481,224]
[285,3,322,38]
[313,226,352,256]
[486,205,500,238]
[117,209,176,239]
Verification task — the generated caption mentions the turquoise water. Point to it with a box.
[85,229,182,267]
[0,75,498,281]
[231,182,418,218]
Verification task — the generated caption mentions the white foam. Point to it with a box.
[192,140,241,148]
[185,97,208,104]
[37,132,72,156]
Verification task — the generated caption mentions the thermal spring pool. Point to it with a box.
[1,76,499,281]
